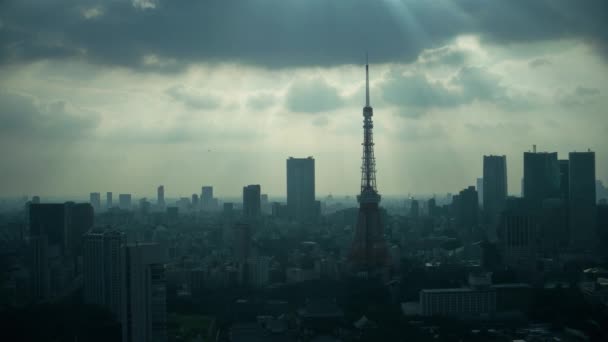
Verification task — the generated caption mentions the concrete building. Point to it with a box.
[483,155,507,225]
[569,151,596,250]
[89,192,101,212]
[83,229,125,319]
[287,157,316,221]
[106,192,113,209]
[157,185,165,210]
[523,150,560,209]
[122,242,167,342]
[243,185,261,218]
[498,198,538,273]
[119,194,132,210]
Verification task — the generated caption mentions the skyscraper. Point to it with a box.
[457,186,479,240]
[65,202,94,256]
[201,186,214,211]
[569,151,596,249]
[483,155,507,224]
[523,150,560,208]
[243,185,261,218]
[350,61,389,274]
[83,229,125,320]
[157,185,165,209]
[28,203,66,248]
[287,157,316,221]
[90,192,101,212]
[122,242,167,342]
[106,192,113,209]
[119,194,132,210]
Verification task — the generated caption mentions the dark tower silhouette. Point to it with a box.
[350,59,389,274]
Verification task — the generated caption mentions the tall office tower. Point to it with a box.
[523,150,560,208]
[119,194,132,210]
[90,192,101,212]
[409,199,420,219]
[483,155,508,224]
[243,185,261,218]
[233,223,251,261]
[28,203,66,248]
[457,186,479,240]
[106,192,113,210]
[157,185,165,209]
[427,198,438,217]
[559,160,570,202]
[29,234,49,300]
[287,157,316,221]
[569,151,596,249]
[65,202,94,257]
[498,198,538,274]
[191,194,199,209]
[83,229,125,319]
[122,242,167,342]
[201,186,213,210]
[350,61,389,274]
[477,178,484,207]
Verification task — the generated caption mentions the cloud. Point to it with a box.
[165,85,222,110]
[285,78,343,113]
[418,46,470,67]
[529,58,551,68]
[381,65,537,114]
[558,86,601,107]
[0,91,100,141]
[0,1,607,71]
[246,92,277,111]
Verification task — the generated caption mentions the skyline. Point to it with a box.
[1,1,607,197]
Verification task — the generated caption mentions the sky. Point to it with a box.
[0,0,607,198]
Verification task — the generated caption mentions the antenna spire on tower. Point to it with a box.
[365,53,370,107]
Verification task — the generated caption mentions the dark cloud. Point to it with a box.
[285,78,343,113]
[0,0,606,71]
[529,58,551,68]
[165,85,222,110]
[0,91,100,140]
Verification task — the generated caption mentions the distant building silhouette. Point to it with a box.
[65,202,94,256]
[523,150,560,208]
[350,61,389,275]
[89,192,101,212]
[569,151,596,249]
[118,194,132,210]
[29,203,66,248]
[483,155,507,227]
[157,185,165,210]
[498,197,537,274]
[243,185,261,218]
[233,223,251,261]
[106,191,113,209]
[28,234,49,300]
[456,186,479,240]
[287,157,316,221]
[201,186,215,211]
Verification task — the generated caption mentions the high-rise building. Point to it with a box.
[523,150,560,208]
[287,157,316,221]
[157,185,165,210]
[243,185,261,218]
[483,155,507,224]
[191,194,199,209]
[201,186,214,210]
[65,202,94,256]
[477,177,484,207]
[559,160,570,202]
[122,243,167,342]
[350,61,389,275]
[457,186,479,240]
[90,192,101,212]
[498,198,538,273]
[569,151,596,249]
[83,229,125,320]
[409,199,419,219]
[119,194,132,210]
[106,192,113,209]
[28,234,49,300]
[28,203,66,247]
[233,223,251,261]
